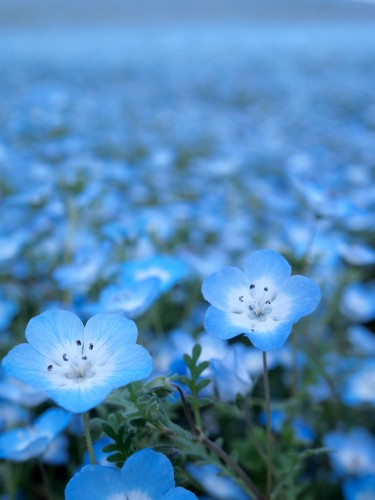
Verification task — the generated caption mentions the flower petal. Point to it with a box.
[25,310,84,364]
[202,267,250,311]
[2,344,54,391]
[162,487,198,500]
[243,250,291,285]
[121,448,174,499]
[65,465,123,500]
[273,275,321,323]
[46,382,114,414]
[83,313,138,347]
[204,306,251,340]
[245,321,293,351]
[34,407,72,437]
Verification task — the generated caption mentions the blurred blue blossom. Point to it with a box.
[202,249,321,351]
[259,409,315,444]
[340,282,375,323]
[342,475,375,500]
[2,310,152,413]
[0,407,71,461]
[323,428,375,477]
[341,360,375,407]
[65,448,198,499]
[186,463,249,500]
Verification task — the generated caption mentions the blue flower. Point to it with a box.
[340,281,375,323]
[65,448,198,500]
[121,255,189,294]
[2,310,152,413]
[323,428,375,477]
[0,407,71,461]
[341,360,375,407]
[186,463,249,500]
[342,475,375,500]
[202,249,321,351]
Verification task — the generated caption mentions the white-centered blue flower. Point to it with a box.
[65,448,198,500]
[0,407,71,461]
[2,310,152,413]
[202,249,321,351]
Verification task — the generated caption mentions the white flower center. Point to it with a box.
[234,282,279,330]
[46,339,98,384]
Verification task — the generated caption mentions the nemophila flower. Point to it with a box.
[202,249,321,351]
[0,369,48,407]
[348,325,375,355]
[341,360,375,407]
[0,407,71,461]
[323,428,375,477]
[121,255,189,294]
[2,310,152,413]
[340,281,375,323]
[0,402,28,431]
[259,409,315,444]
[65,448,198,500]
[97,276,161,317]
[342,475,375,500]
[186,463,248,500]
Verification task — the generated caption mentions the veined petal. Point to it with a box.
[204,306,251,340]
[121,448,174,499]
[245,321,293,351]
[2,344,55,391]
[25,310,84,364]
[0,430,50,461]
[162,487,198,500]
[202,267,250,311]
[65,465,123,500]
[84,314,138,347]
[272,275,321,323]
[47,381,114,414]
[243,250,291,285]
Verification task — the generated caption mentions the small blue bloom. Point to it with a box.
[186,463,249,500]
[121,255,189,293]
[340,282,375,323]
[0,369,48,407]
[259,409,315,444]
[98,276,161,317]
[323,428,375,477]
[2,310,152,413]
[0,407,71,461]
[202,249,321,351]
[342,475,375,500]
[65,448,198,500]
[341,360,375,407]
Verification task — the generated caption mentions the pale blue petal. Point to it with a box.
[121,448,174,499]
[202,267,250,311]
[47,382,113,414]
[83,313,138,346]
[275,275,321,323]
[65,465,123,500]
[34,407,72,437]
[2,344,54,390]
[243,250,291,285]
[204,306,250,340]
[0,430,49,461]
[163,487,198,500]
[25,310,84,363]
[245,321,293,351]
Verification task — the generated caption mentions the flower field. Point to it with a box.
[1,10,375,499]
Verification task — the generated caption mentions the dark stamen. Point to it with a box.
[266,300,271,304]
[250,284,255,289]
[251,328,254,332]
[264,287,268,291]
[63,354,68,361]
[76,340,82,346]
[89,343,93,350]
[249,305,254,311]
[48,365,53,371]
[82,356,87,360]
[239,296,244,302]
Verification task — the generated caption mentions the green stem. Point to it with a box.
[83,412,96,464]
[263,351,273,499]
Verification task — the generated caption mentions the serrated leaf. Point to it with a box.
[192,344,202,362]
[198,397,213,408]
[102,444,119,453]
[196,379,211,392]
[195,361,210,377]
[107,453,124,463]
